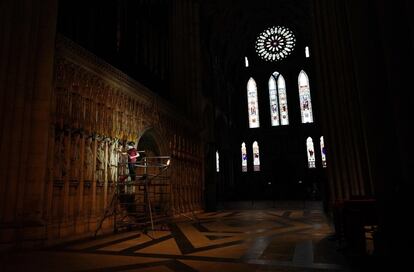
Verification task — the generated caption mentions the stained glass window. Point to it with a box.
[252,141,260,171]
[255,26,296,62]
[245,56,249,67]
[305,46,310,58]
[306,137,316,168]
[298,70,313,123]
[269,72,288,126]
[268,73,280,126]
[216,151,220,172]
[277,73,289,125]
[320,136,327,168]
[247,78,260,128]
[241,142,247,172]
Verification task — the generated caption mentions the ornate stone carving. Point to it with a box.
[53,131,64,181]
[49,37,205,239]
[84,137,94,181]
[108,139,119,183]
[96,139,105,183]
[70,134,80,181]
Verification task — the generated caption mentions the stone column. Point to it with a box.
[310,0,373,204]
[62,132,71,223]
[311,0,414,259]
[91,139,97,217]
[103,141,108,212]
[0,0,58,244]
[204,142,217,212]
[77,135,85,221]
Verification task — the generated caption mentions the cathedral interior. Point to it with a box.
[0,0,413,271]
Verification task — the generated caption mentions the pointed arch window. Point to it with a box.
[320,136,327,168]
[268,74,280,126]
[278,73,289,125]
[269,72,289,126]
[245,56,249,67]
[252,141,260,171]
[306,137,316,168]
[247,78,260,128]
[298,70,314,123]
[305,46,310,58]
[241,142,247,172]
[216,151,220,172]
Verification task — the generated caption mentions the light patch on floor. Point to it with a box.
[189,243,250,259]
[136,238,182,255]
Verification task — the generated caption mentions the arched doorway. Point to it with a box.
[136,126,170,156]
[136,128,167,179]
[135,128,170,217]
[137,130,161,157]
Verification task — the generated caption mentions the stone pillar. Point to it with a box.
[77,135,85,220]
[310,0,373,204]
[91,139,97,217]
[0,0,58,244]
[204,142,217,212]
[103,141,108,211]
[311,0,413,259]
[62,132,70,222]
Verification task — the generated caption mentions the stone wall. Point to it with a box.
[43,36,204,244]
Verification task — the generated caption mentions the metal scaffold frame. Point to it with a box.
[95,155,172,238]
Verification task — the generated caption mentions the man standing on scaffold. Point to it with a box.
[127,142,139,182]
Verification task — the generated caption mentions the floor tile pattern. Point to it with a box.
[1,209,350,271]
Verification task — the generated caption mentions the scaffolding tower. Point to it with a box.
[95,155,171,237]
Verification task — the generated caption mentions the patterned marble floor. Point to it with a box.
[1,209,350,271]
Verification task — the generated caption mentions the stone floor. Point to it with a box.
[1,208,352,271]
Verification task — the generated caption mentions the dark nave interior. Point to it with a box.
[0,0,413,270]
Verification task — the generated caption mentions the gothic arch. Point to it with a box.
[137,126,170,156]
